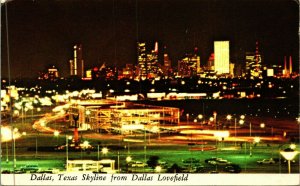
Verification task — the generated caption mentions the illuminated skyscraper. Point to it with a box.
[163,46,172,76]
[214,41,230,74]
[137,42,161,79]
[245,42,262,78]
[178,48,200,77]
[137,42,147,78]
[70,44,84,78]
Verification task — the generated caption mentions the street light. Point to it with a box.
[54,130,60,146]
[240,115,245,120]
[250,137,261,157]
[12,127,18,169]
[226,114,232,121]
[198,114,204,128]
[102,147,108,156]
[280,150,299,174]
[155,165,162,173]
[126,156,132,173]
[198,114,203,120]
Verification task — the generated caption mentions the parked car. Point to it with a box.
[257,158,275,164]
[131,161,147,167]
[208,159,231,165]
[205,157,218,163]
[20,164,40,173]
[182,158,200,164]
[13,169,25,174]
[223,164,242,173]
[1,170,11,174]
[38,168,60,174]
[205,157,226,163]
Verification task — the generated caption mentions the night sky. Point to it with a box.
[1,0,299,78]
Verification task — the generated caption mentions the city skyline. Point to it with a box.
[1,0,299,78]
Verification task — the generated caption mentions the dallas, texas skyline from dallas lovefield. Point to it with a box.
[1,0,298,78]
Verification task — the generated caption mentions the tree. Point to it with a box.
[166,163,182,173]
[146,156,159,169]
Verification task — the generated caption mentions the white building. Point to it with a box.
[214,41,230,74]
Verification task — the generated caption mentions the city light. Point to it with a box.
[102,147,109,155]
[53,131,60,136]
[198,114,203,120]
[155,166,162,173]
[126,156,132,163]
[226,115,232,120]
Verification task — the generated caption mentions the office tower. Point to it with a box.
[137,42,147,78]
[214,41,230,74]
[245,42,262,78]
[69,44,84,78]
[178,48,200,77]
[70,60,75,76]
[163,46,172,76]
[137,41,162,79]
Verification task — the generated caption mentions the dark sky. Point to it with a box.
[1,0,299,78]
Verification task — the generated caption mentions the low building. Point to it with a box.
[68,99,180,133]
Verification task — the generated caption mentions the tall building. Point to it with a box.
[70,44,84,78]
[137,42,147,78]
[245,42,262,78]
[163,46,172,76]
[214,41,230,74]
[137,42,161,79]
[178,48,200,77]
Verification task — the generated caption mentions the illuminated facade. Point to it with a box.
[137,42,147,78]
[178,48,201,77]
[70,44,84,78]
[137,42,162,79]
[245,42,262,78]
[214,41,230,74]
[163,46,172,76]
[38,65,59,80]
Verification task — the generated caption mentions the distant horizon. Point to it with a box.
[1,0,298,78]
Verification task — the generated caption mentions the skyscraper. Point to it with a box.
[214,41,230,74]
[137,42,147,78]
[137,42,161,79]
[178,48,200,77]
[70,44,84,78]
[245,42,262,78]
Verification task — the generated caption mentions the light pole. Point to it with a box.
[198,114,203,128]
[186,113,189,125]
[12,128,18,169]
[6,140,9,163]
[250,137,260,157]
[54,130,60,146]
[102,147,108,157]
[97,143,100,161]
[213,112,217,130]
[65,135,72,172]
[155,165,162,173]
[35,129,39,158]
[280,150,299,174]
[126,156,132,173]
[66,135,68,171]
